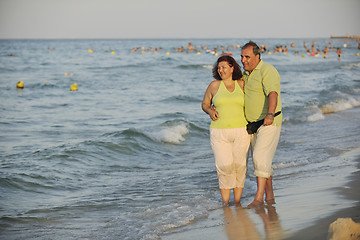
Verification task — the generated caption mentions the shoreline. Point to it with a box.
[285,157,360,240]
[162,150,360,240]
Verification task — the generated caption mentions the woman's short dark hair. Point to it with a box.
[212,55,242,80]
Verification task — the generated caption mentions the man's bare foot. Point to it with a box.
[265,198,276,205]
[247,200,264,208]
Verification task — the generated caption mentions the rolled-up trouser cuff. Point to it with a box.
[254,169,274,179]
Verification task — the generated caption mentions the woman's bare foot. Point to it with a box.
[247,200,264,208]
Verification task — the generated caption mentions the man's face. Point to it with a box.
[241,46,260,72]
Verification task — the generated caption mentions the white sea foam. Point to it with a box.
[148,122,190,144]
[307,95,360,122]
[133,196,216,240]
[202,65,213,70]
[353,88,360,93]
[307,109,325,122]
[341,62,360,70]
[273,162,299,170]
[320,96,360,114]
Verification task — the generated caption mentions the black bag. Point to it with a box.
[246,119,264,134]
[246,111,281,134]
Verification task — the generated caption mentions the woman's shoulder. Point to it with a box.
[207,80,221,95]
[210,79,221,85]
[209,80,221,88]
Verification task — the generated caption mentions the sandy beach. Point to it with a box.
[286,158,360,240]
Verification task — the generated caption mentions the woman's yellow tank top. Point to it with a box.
[210,80,247,129]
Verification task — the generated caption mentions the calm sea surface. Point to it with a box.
[1,39,360,239]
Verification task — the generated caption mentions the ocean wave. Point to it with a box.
[144,121,190,144]
[0,173,65,194]
[353,88,360,93]
[307,110,325,122]
[112,120,190,144]
[177,64,212,70]
[340,62,360,70]
[307,95,360,122]
[161,95,201,103]
[320,97,360,114]
[272,162,301,170]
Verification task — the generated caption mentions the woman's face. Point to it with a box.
[217,61,234,80]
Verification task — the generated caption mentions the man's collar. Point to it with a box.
[254,59,263,71]
[244,60,263,75]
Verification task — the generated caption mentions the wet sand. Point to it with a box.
[162,150,360,240]
[286,158,360,240]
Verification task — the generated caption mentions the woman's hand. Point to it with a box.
[209,105,218,120]
[209,109,219,121]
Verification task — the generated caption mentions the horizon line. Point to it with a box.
[0,36,347,41]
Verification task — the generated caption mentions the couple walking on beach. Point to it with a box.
[202,41,282,207]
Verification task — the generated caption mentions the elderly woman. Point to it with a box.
[202,55,250,205]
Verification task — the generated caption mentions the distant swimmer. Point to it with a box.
[187,42,195,52]
[336,48,342,60]
[311,44,316,55]
[303,41,309,53]
[260,44,267,53]
[323,46,330,59]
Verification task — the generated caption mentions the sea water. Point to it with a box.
[0,38,360,239]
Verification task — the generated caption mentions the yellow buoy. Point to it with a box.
[166,52,170,55]
[301,54,305,58]
[70,83,78,91]
[64,73,68,76]
[111,51,115,55]
[88,49,94,53]
[356,53,359,56]
[197,51,201,55]
[268,51,272,54]
[17,81,24,89]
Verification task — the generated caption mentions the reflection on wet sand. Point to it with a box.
[223,205,288,240]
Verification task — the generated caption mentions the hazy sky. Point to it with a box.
[0,0,359,39]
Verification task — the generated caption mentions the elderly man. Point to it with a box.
[241,41,282,208]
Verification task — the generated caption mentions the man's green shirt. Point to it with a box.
[243,60,282,126]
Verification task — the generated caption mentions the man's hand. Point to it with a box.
[263,114,274,126]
